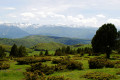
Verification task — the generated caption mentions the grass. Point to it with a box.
[0,60,30,80]
[28,51,55,56]
[1,48,120,80]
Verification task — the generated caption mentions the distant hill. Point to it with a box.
[0,23,97,39]
[31,42,66,51]
[0,35,91,47]
[22,25,97,39]
[0,24,29,38]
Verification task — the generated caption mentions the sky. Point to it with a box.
[0,0,120,27]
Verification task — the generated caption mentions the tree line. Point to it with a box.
[0,44,27,58]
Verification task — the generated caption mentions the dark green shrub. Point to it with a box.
[105,60,115,68]
[24,72,39,80]
[88,57,106,69]
[16,57,51,65]
[83,72,115,80]
[116,71,120,75]
[114,64,120,68]
[66,61,83,70]
[53,57,83,70]
[26,62,54,75]
[52,58,62,64]
[54,63,67,71]
[0,62,10,70]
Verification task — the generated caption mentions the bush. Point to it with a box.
[24,72,71,80]
[26,62,54,75]
[88,57,106,69]
[105,60,115,68]
[53,57,83,70]
[24,72,39,80]
[83,72,115,80]
[0,62,10,70]
[52,58,62,64]
[116,71,120,75]
[88,57,115,69]
[16,57,51,65]
[114,64,120,68]
[54,63,67,71]
[66,60,83,70]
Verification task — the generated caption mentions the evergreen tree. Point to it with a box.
[91,23,117,58]
[65,46,70,54]
[0,46,6,58]
[10,44,18,57]
[39,51,43,56]
[45,50,49,56]
[18,45,27,57]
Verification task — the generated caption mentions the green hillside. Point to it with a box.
[31,42,66,50]
[0,44,11,52]
[0,35,91,47]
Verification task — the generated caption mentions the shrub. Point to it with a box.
[88,57,115,69]
[16,57,51,65]
[53,57,83,70]
[66,60,83,70]
[24,72,39,80]
[83,72,115,80]
[116,71,120,75]
[52,58,62,64]
[26,62,54,75]
[114,64,120,68]
[105,60,115,68]
[115,61,120,64]
[88,57,106,69]
[0,62,10,70]
[54,63,67,71]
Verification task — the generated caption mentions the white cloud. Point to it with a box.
[66,15,98,27]
[4,7,16,10]
[31,8,38,11]
[21,12,35,18]
[0,21,3,24]
[8,14,17,18]
[96,14,106,18]
[107,18,120,26]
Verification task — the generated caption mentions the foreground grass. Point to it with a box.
[0,61,30,80]
[1,53,120,80]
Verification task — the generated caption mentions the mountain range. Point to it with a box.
[0,23,98,39]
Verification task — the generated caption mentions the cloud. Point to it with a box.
[31,8,38,11]
[0,21,3,24]
[96,14,106,18]
[107,18,120,27]
[4,7,16,10]
[8,14,17,18]
[64,15,98,27]
[21,12,35,18]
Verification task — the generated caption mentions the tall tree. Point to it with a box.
[10,44,18,57]
[18,45,27,57]
[91,23,117,58]
[39,51,43,56]
[45,50,49,56]
[0,46,6,58]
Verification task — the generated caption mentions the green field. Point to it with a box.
[0,53,120,80]
[0,44,120,80]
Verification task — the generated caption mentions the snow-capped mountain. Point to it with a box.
[0,23,98,39]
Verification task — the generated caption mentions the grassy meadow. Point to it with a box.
[0,44,120,80]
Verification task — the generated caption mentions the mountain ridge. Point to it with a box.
[0,23,97,39]
[0,35,91,47]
